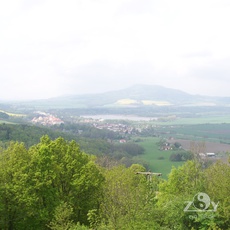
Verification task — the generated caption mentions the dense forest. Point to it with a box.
[0,123,146,168]
[0,135,229,229]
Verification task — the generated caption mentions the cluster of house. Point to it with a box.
[160,142,173,151]
[31,112,64,126]
[199,152,216,158]
[93,122,135,134]
[160,141,217,158]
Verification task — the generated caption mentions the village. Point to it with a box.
[31,112,64,126]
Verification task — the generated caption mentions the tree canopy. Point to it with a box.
[0,135,229,229]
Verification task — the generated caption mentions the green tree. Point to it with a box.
[0,112,9,120]
[48,202,74,230]
[97,164,160,230]
[0,142,32,230]
[204,161,230,229]
[0,136,104,229]
[157,160,205,229]
[28,136,104,227]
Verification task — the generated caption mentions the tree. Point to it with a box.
[97,164,160,229]
[157,160,205,229]
[204,161,230,229]
[169,151,193,162]
[174,142,181,149]
[48,202,74,230]
[0,112,9,120]
[0,136,104,229]
[189,140,206,161]
[28,136,104,227]
[0,141,32,230]
[169,153,182,161]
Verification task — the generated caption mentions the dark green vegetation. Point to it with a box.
[0,136,104,229]
[0,123,72,147]
[0,136,229,229]
[0,112,9,120]
[0,123,146,168]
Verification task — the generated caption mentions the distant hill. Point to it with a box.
[8,84,230,109]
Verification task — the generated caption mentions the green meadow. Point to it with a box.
[0,120,14,124]
[149,115,230,125]
[136,137,184,179]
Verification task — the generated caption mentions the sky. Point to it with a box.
[1,0,230,100]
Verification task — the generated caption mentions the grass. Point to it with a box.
[148,116,230,125]
[136,137,184,179]
[156,123,230,144]
[0,120,15,124]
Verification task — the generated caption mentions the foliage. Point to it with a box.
[48,202,74,230]
[116,142,145,156]
[97,164,162,229]
[0,123,147,167]
[157,156,165,160]
[203,161,230,229]
[0,112,9,120]
[54,123,122,140]
[169,151,193,162]
[0,134,230,229]
[0,136,104,229]
[155,160,230,229]
[156,161,206,229]
[0,123,74,147]
[174,141,182,149]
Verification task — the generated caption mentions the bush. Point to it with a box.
[170,153,182,161]
[169,151,193,162]
[158,156,165,160]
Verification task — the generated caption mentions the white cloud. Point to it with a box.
[0,0,230,100]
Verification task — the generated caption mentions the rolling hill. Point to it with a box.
[4,84,230,109]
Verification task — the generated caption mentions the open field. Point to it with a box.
[168,139,230,154]
[0,120,13,124]
[136,137,184,179]
[0,110,26,117]
[149,116,230,125]
[156,123,230,144]
[135,136,230,179]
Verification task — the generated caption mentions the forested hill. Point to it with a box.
[0,123,146,168]
[0,123,70,147]
[9,84,230,109]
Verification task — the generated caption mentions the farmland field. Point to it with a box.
[156,123,230,144]
[134,123,230,178]
[136,137,184,179]
[149,116,230,125]
[168,139,230,154]
[0,120,14,124]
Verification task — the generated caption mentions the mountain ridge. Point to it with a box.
[7,84,230,109]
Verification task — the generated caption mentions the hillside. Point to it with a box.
[4,84,230,109]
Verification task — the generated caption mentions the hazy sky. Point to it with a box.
[1,0,230,100]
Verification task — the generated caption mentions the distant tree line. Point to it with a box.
[0,112,9,120]
[0,123,147,168]
[53,123,122,140]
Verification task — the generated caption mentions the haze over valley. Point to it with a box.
[1,1,230,101]
[1,1,230,229]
